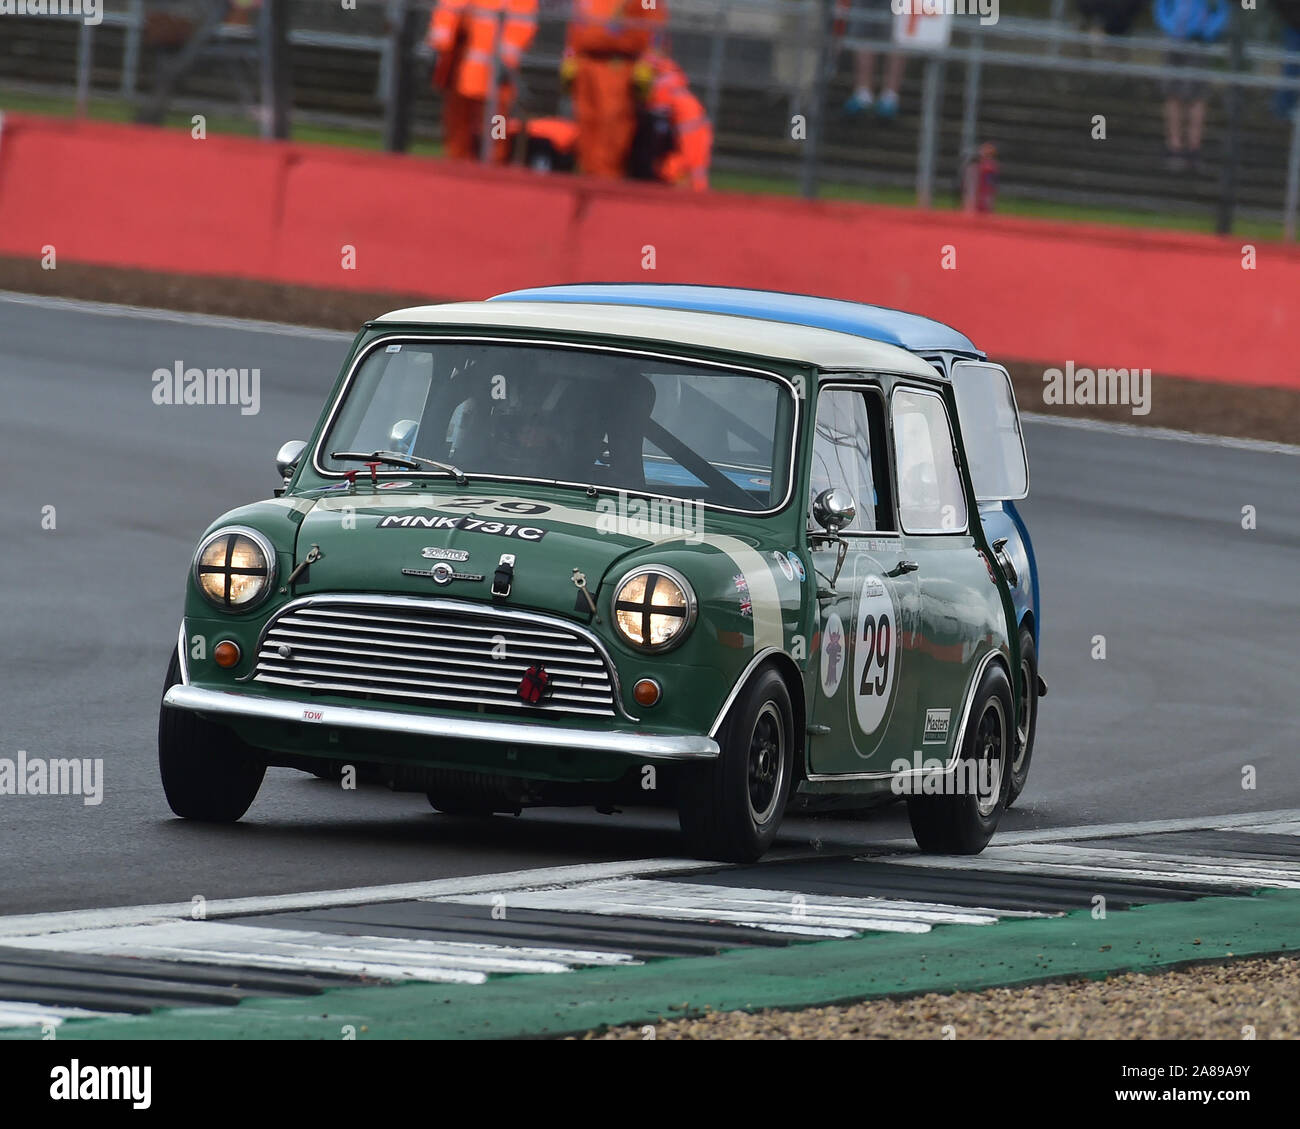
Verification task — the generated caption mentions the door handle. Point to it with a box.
[886,560,919,577]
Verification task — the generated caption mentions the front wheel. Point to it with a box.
[906,662,1013,854]
[677,668,794,862]
[158,649,265,822]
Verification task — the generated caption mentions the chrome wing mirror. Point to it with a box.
[810,487,856,589]
[276,440,307,484]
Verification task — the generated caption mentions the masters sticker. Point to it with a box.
[923,708,951,745]
[820,611,846,697]
[851,574,898,735]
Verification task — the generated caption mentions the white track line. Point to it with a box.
[437,878,1052,937]
[874,809,1300,851]
[0,857,724,940]
[0,290,352,341]
[1021,411,1300,457]
[2,811,1294,941]
[0,1003,128,1029]
[880,844,1300,890]
[12,922,638,984]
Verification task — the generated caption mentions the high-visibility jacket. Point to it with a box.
[644,56,710,190]
[428,0,538,99]
[566,0,665,61]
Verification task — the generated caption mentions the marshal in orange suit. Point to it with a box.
[565,0,667,177]
[428,0,538,161]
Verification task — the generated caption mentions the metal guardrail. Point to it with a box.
[20,1,1300,238]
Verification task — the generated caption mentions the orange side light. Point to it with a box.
[213,640,242,669]
[633,679,661,708]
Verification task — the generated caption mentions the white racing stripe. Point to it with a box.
[709,535,785,652]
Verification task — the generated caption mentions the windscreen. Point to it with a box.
[319,339,796,512]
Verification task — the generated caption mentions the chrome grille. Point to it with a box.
[250,597,620,718]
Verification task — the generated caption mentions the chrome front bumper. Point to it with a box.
[162,685,720,760]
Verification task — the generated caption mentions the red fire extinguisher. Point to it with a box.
[962,142,999,214]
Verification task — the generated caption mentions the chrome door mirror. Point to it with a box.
[389,419,419,454]
[810,488,856,590]
[812,488,856,534]
[276,440,307,481]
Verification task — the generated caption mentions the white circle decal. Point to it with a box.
[852,574,898,735]
[820,611,847,697]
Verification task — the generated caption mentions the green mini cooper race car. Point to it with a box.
[161,299,1034,861]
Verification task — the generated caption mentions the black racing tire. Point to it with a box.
[906,662,1013,854]
[677,667,794,863]
[158,648,266,822]
[1007,625,1039,807]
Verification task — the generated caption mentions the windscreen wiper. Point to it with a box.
[330,450,467,484]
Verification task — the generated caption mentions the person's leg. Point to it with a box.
[1186,98,1206,152]
[877,52,905,117]
[1163,96,1183,152]
[1184,96,1206,171]
[443,89,477,159]
[846,50,876,113]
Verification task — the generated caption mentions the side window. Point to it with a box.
[891,387,968,534]
[809,388,892,532]
[950,361,1029,501]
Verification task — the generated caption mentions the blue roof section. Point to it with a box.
[489,284,980,355]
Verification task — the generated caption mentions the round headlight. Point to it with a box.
[612,565,696,653]
[193,527,277,611]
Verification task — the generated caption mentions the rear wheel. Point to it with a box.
[678,668,793,862]
[1007,625,1038,807]
[907,662,1013,854]
[158,649,265,822]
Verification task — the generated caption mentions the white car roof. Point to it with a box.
[373,301,942,379]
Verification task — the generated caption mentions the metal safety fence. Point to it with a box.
[5,0,1300,236]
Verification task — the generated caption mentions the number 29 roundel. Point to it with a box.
[852,574,898,736]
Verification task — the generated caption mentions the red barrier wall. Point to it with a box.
[2,112,1297,389]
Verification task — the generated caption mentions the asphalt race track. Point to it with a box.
[3,292,1297,916]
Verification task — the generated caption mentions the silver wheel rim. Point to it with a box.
[974,696,1007,818]
[747,701,786,826]
[1013,657,1035,772]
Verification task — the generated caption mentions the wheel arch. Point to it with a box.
[708,648,807,782]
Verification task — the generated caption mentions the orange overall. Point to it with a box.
[565,0,666,177]
[644,54,711,190]
[428,0,538,160]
